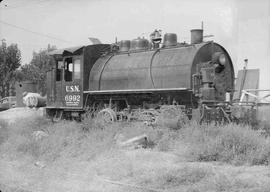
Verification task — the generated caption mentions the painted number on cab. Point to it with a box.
[64,95,80,106]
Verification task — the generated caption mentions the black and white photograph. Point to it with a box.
[1,0,270,191]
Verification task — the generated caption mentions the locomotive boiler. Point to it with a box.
[46,29,234,122]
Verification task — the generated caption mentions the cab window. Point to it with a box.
[56,61,63,81]
[74,58,81,79]
[64,57,73,82]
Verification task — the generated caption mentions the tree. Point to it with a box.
[0,39,21,98]
[19,44,56,95]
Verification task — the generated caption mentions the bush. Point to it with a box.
[2,113,270,167]
[180,122,270,165]
[2,116,157,161]
[156,105,189,129]
[0,117,51,158]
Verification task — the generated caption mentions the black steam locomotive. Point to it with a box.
[46,29,234,122]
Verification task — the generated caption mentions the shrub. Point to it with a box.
[180,122,270,165]
[156,105,189,129]
[3,113,270,167]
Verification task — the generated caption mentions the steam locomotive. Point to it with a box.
[46,29,234,122]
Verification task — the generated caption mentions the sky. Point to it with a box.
[0,0,270,90]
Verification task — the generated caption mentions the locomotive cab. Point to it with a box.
[46,44,110,120]
[46,46,84,119]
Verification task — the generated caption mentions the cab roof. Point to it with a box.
[48,46,84,56]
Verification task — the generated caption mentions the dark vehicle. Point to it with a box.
[46,29,234,122]
[0,96,16,112]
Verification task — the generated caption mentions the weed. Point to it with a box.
[180,122,270,165]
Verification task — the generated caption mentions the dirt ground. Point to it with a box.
[1,108,270,192]
[0,107,45,125]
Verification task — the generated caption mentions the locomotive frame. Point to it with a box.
[46,29,235,123]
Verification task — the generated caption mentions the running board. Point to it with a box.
[84,88,190,95]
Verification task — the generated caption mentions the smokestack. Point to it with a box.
[190,29,203,44]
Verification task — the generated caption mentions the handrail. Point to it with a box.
[239,89,270,105]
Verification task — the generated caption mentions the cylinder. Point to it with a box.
[119,40,131,52]
[163,33,177,47]
[190,29,203,44]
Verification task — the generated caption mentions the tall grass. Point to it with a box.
[179,121,270,165]
[0,118,121,161]
[0,116,169,162]
[1,115,270,191]
[0,120,9,145]
[2,113,270,165]
[81,117,270,166]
